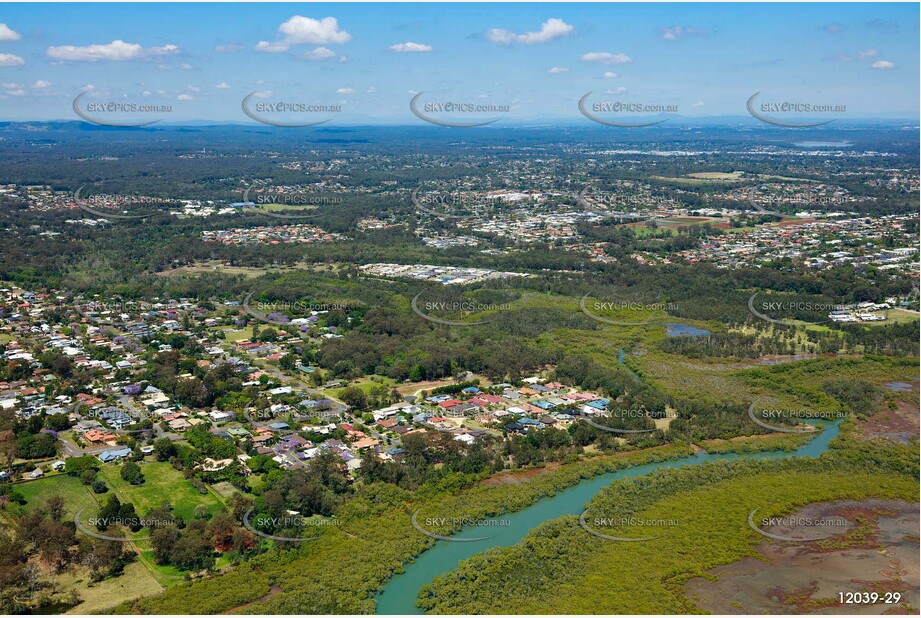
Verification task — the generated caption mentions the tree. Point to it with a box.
[45,495,66,522]
[120,461,145,485]
[206,512,237,552]
[279,354,296,371]
[169,520,216,571]
[97,494,121,530]
[16,432,57,459]
[44,414,70,432]
[150,525,179,565]
[339,386,368,411]
[153,438,176,462]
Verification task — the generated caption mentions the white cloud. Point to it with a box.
[47,40,179,62]
[179,62,194,70]
[177,93,194,101]
[605,87,627,94]
[80,84,95,92]
[0,23,21,42]
[253,90,272,98]
[32,80,51,88]
[658,25,706,41]
[821,23,843,33]
[366,86,377,93]
[336,87,355,94]
[602,71,619,79]
[186,84,201,92]
[6,88,25,96]
[0,53,24,67]
[486,18,573,45]
[389,41,432,53]
[215,82,231,89]
[255,41,289,53]
[581,52,631,65]
[547,66,569,74]
[1,82,18,88]
[300,46,337,60]
[838,49,881,62]
[872,60,895,69]
[257,16,351,53]
[214,43,244,53]
[692,100,705,107]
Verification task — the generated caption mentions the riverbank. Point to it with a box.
[377,420,843,614]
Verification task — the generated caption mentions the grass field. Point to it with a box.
[330,375,398,399]
[650,173,746,185]
[99,461,224,521]
[881,308,921,324]
[63,561,163,614]
[686,172,744,180]
[215,325,255,342]
[256,202,319,212]
[211,481,241,502]
[157,261,314,279]
[14,473,101,518]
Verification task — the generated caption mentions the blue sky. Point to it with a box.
[0,3,917,123]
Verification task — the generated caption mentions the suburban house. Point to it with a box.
[98,447,132,463]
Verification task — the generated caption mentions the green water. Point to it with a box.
[375,419,841,614]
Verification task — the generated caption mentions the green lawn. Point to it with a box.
[881,308,920,324]
[15,473,101,519]
[99,462,224,521]
[62,561,163,614]
[257,202,318,212]
[217,325,255,342]
[211,481,241,503]
[136,549,188,587]
[330,374,397,399]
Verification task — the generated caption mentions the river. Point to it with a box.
[375,419,841,614]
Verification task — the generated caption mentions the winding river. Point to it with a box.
[375,419,841,614]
